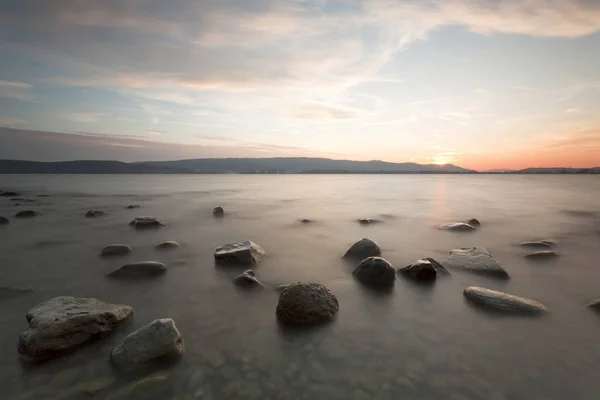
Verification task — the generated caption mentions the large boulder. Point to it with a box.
[129,217,163,229]
[214,241,265,265]
[233,270,264,289]
[398,258,449,281]
[155,241,180,250]
[213,206,224,218]
[15,210,40,218]
[18,296,133,359]
[107,261,167,278]
[353,257,396,287]
[519,240,554,249]
[276,282,339,326]
[343,238,381,260]
[0,285,33,298]
[440,222,476,232]
[444,247,509,279]
[463,286,547,316]
[0,216,9,224]
[85,210,105,218]
[101,244,132,257]
[525,251,558,260]
[111,318,183,365]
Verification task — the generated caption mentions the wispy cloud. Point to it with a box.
[146,129,164,136]
[0,117,27,126]
[0,80,33,89]
[65,112,105,123]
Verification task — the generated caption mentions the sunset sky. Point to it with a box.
[0,0,599,170]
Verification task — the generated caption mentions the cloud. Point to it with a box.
[545,129,600,149]
[146,129,164,136]
[0,80,32,89]
[65,112,105,123]
[292,105,363,121]
[0,80,38,102]
[0,116,27,126]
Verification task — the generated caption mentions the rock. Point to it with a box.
[213,206,224,217]
[126,204,140,209]
[343,238,381,260]
[398,258,449,281]
[275,284,290,292]
[104,372,170,400]
[85,210,105,218]
[444,247,509,279]
[440,222,476,232]
[357,218,380,225]
[15,210,40,218]
[465,218,481,227]
[587,300,600,311]
[129,216,163,229]
[0,216,9,224]
[101,244,132,257]
[525,251,558,260]
[300,218,314,224]
[463,286,548,316]
[0,285,33,298]
[10,197,34,202]
[353,257,396,287]
[111,318,183,365]
[276,282,339,326]
[233,270,265,288]
[155,241,181,250]
[519,240,555,248]
[18,296,133,359]
[107,261,167,278]
[0,191,20,197]
[214,241,265,265]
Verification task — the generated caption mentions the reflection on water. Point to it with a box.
[1,174,600,400]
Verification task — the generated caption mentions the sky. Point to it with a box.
[0,0,599,170]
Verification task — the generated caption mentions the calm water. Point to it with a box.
[1,174,600,400]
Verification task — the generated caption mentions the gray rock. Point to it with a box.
[111,318,183,365]
[275,284,290,292]
[353,257,396,287]
[155,241,180,250]
[213,206,224,217]
[104,372,170,400]
[0,285,33,298]
[126,204,140,209]
[233,270,265,288]
[463,286,547,316]
[444,247,509,279]
[519,240,555,248]
[101,244,132,257]
[440,222,476,232]
[0,216,8,224]
[357,218,381,225]
[466,218,481,227]
[214,241,265,265]
[525,251,558,260]
[85,210,105,218]
[587,300,600,312]
[276,282,339,326]
[129,216,163,229]
[0,191,20,197]
[18,296,133,359]
[15,210,40,218]
[300,218,314,224]
[343,238,381,260]
[398,258,449,281]
[107,261,167,278]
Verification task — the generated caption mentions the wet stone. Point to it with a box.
[525,251,558,260]
[155,240,181,250]
[15,210,40,218]
[85,209,105,218]
[343,238,381,260]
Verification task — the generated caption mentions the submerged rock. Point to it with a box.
[233,269,265,288]
[343,238,381,260]
[300,218,314,224]
[276,282,339,326]
[155,241,180,250]
[0,216,9,224]
[463,286,547,316]
[101,244,132,257]
[353,257,396,287]
[126,204,140,209]
[440,222,476,232]
[15,210,40,218]
[107,261,167,278]
[587,300,600,312]
[214,241,265,265]
[0,285,33,298]
[357,218,381,225]
[111,318,183,365]
[525,251,558,260]
[85,210,105,218]
[18,296,133,359]
[104,372,170,400]
[519,240,555,248]
[213,206,224,217]
[444,247,509,279]
[465,218,481,227]
[129,216,163,229]
[0,191,20,197]
[398,258,449,281]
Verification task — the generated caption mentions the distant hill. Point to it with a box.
[0,158,475,174]
[514,167,600,174]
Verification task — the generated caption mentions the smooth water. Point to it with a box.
[1,174,599,400]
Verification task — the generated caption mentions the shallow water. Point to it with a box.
[1,174,600,400]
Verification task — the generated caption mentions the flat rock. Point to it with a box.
[276,282,339,326]
[213,206,224,217]
[525,251,558,260]
[398,258,449,281]
[343,238,381,260]
[111,318,183,365]
[0,216,9,224]
[357,218,381,225]
[587,300,600,311]
[107,261,167,278]
[353,257,396,287]
[440,222,476,232]
[464,286,547,316]
[214,241,265,265]
[0,285,33,298]
[85,210,105,218]
[126,204,140,209]
[155,241,180,250]
[465,218,481,227]
[15,210,41,218]
[519,240,555,248]
[233,269,265,288]
[0,191,20,197]
[129,216,163,229]
[101,244,132,257]
[18,296,133,359]
[444,247,509,279]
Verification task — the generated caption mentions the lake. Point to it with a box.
[1,174,600,400]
